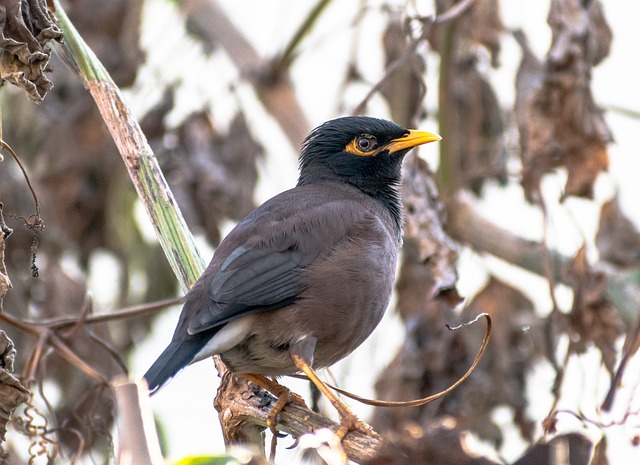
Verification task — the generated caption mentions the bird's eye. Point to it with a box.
[344,134,380,156]
[356,135,378,152]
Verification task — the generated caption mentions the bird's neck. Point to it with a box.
[297,156,405,237]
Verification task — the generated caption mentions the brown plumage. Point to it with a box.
[144,116,440,394]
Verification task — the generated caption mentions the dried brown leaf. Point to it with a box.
[0,0,63,102]
[596,196,640,268]
[374,276,542,446]
[379,17,426,126]
[400,153,458,302]
[516,0,612,202]
[373,156,459,433]
[372,298,468,433]
[457,0,503,66]
[139,87,174,140]
[459,277,544,442]
[0,331,30,442]
[449,57,506,193]
[432,0,506,193]
[0,221,12,308]
[513,30,544,162]
[435,0,504,66]
[165,111,264,245]
[564,245,624,374]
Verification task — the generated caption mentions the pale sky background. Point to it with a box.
[116,0,640,463]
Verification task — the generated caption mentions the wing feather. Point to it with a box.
[184,192,378,335]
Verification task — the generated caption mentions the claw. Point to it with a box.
[241,373,308,434]
[336,413,379,440]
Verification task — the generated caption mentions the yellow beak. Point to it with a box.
[385,129,442,154]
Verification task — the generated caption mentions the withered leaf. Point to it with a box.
[374,157,460,432]
[513,29,545,167]
[432,0,506,193]
[449,56,506,193]
[0,0,63,102]
[379,16,425,127]
[516,0,612,202]
[401,153,458,302]
[564,245,624,374]
[163,111,264,245]
[434,0,504,67]
[65,0,145,87]
[139,88,174,140]
[457,0,503,67]
[595,196,640,268]
[0,331,30,442]
[374,276,542,446]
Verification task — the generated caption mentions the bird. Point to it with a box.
[143,115,440,433]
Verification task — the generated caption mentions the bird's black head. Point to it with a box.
[298,116,440,229]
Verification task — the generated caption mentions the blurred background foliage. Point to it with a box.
[0,0,639,463]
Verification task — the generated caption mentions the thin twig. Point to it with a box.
[47,333,108,383]
[351,23,427,115]
[601,313,640,411]
[553,407,640,429]
[2,294,178,385]
[22,296,181,329]
[543,347,572,436]
[352,0,478,115]
[0,140,44,231]
[292,313,492,408]
[273,0,334,73]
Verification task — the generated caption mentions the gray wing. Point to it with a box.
[186,238,313,335]
[211,243,307,306]
[183,190,380,336]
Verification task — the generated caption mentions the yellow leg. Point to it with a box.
[241,373,308,433]
[290,353,378,439]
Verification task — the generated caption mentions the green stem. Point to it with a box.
[52,0,205,290]
[51,1,105,82]
[435,18,459,195]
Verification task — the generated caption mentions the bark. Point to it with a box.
[213,358,381,464]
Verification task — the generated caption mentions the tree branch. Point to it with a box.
[179,0,311,148]
[213,358,381,463]
[446,194,640,321]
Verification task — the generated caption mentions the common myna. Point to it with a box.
[144,116,440,431]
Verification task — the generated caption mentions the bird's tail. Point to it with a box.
[143,339,202,394]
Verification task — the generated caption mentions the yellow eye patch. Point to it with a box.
[344,134,379,156]
[343,129,442,157]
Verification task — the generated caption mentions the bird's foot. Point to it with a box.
[336,413,380,440]
[266,387,307,434]
[240,373,308,433]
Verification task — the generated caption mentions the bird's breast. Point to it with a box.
[219,212,399,375]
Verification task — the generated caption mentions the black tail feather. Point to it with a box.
[143,339,203,394]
